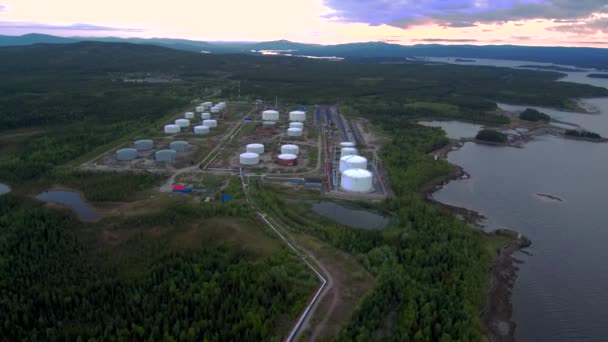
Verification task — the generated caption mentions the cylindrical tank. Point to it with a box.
[240,152,260,165]
[175,119,190,128]
[277,153,298,166]
[263,121,276,126]
[195,106,204,112]
[289,110,306,122]
[287,128,303,137]
[341,147,358,156]
[115,148,138,161]
[164,124,181,134]
[339,155,368,173]
[194,125,210,135]
[340,142,355,148]
[134,139,154,151]
[169,141,189,152]
[262,110,279,121]
[211,106,220,114]
[155,149,177,162]
[341,169,373,193]
[281,144,299,155]
[202,119,217,128]
[184,112,195,119]
[290,122,304,129]
[246,143,265,154]
[203,102,212,108]
[201,112,211,120]
[218,102,226,109]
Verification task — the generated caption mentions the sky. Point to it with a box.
[0,0,607,47]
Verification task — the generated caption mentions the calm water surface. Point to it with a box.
[0,183,10,195]
[36,190,104,222]
[308,201,391,230]
[417,120,482,139]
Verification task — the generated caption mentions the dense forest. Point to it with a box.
[475,129,509,143]
[565,129,603,140]
[519,108,551,122]
[2,42,607,340]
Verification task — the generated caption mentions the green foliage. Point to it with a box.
[519,108,551,122]
[565,129,602,139]
[475,129,508,143]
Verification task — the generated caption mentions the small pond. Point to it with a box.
[308,200,392,230]
[36,190,104,222]
[0,183,10,195]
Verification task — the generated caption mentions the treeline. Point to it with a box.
[476,129,509,143]
[565,129,603,140]
[0,196,315,340]
[519,108,551,122]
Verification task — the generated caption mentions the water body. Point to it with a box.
[0,183,10,195]
[417,120,482,139]
[36,190,104,222]
[308,201,391,230]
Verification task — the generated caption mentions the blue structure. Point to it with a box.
[220,194,232,202]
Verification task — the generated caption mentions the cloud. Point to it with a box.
[560,40,608,45]
[322,0,608,28]
[548,17,608,34]
[0,21,145,32]
[511,35,531,40]
[412,38,478,42]
[0,4,6,11]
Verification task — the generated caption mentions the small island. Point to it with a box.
[476,129,508,143]
[455,58,476,62]
[518,65,583,72]
[564,129,606,142]
[519,108,551,122]
[587,73,608,79]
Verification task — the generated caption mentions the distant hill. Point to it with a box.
[1,34,607,69]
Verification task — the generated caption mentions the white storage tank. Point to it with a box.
[247,143,265,154]
[263,121,276,126]
[164,124,181,134]
[203,101,212,108]
[340,142,355,148]
[289,110,306,122]
[287,128,303,137]
[155,149,177,162]
[170,141,189,152]
[240,152,260,165]
[341,147,358,156]
[281,144,299,155]
[194,125,210,135]
[201,112,211,120]
[262,110,279,121]
[341,169,373,193]
[290,122,304,129]
[339,155,368,173]
[202,119,217,128]
[211,106,220,114]
[195,106,204,112]
[184,112,195,119]
[134,139,154,151]
[115,148,138,161]
[175,119,190,128]
[218,102,226,109]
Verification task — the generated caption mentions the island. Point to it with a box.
[476,129,509,143]
[564,129,605,141]
[455,58,476,62]
[519,108,551,122]
[587,73,608,79]
[518,65,583,72]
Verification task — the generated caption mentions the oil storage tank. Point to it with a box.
[262,110,279,121]
[263,121,276,126]
[175,119,190,128]
[247,143,264,154]
[339,155,368,173]
[164,124,181,134]
[277,154,297,166]
[116,148,137,161]
[240,152,260,165]
[341,147,358,156]
[290,122,304,129]
[195,106,204,112]
[289,110,306,122]
[287,128,303,137]
[134,139,154,151]
[155,149,177,162]
[211,106,220,114]
[202,119,217,128]
[201,112,211,120]
[340,142,355,148]
[169,141,189,152]
[341,169,373,193]
[194,125,210,135]
[281,144,299,155]
[184,112,195,119]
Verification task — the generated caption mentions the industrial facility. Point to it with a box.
[116,148,138,161]
[134,139,154,151]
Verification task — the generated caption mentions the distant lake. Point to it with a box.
[0,183,10,195]
[36,190,104,222]
[417,120,482,139]
[307,200,392,230]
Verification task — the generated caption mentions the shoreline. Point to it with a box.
[421,138,530,342]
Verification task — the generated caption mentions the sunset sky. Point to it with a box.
[0,0,607,47]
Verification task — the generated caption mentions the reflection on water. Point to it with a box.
[308,201,391,230]
[417,120,482,139]
[0,183,10,195]
[36,190,104,222]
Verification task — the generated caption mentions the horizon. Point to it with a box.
[0,1,607,48]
